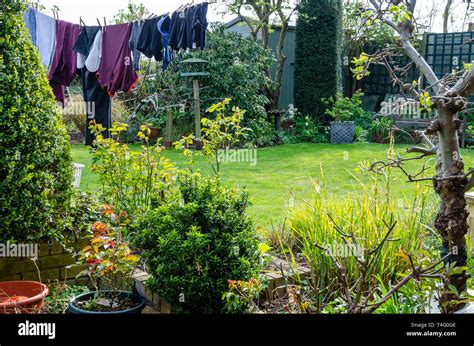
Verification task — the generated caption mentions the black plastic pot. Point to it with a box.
[330,121,355,144]
[68,291,145,314]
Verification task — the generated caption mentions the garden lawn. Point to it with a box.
[72,143,474,230]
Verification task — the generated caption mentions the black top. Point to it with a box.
[72,25,101,57]
[193,2,208,49]
[137,17,163,61]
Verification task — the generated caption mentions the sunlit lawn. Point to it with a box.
[72,143,474,229]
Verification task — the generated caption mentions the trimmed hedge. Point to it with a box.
[0,0,73,242]
[294,0,343,118]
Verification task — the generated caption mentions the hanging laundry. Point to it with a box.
[97,23,139,96]
[177,7,190,49]
[185,5,198,49]
[81,69,112,146]
[136,16,163,61]
[129,20,145,71]
[85,30,103,73]
[193,2,208,49]
[168,3,208,51]
[35,10,56,69]
[72,26,111,146]
[48,20,81,105]
[168,10,182,50]
[157,15,171,70]
[23,7,36,45]
[73,25,100,70]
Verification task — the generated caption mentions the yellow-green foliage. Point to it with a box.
[287,173,438,307]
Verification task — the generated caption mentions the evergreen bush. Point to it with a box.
[294,0,343,118]
[0,0,73,241]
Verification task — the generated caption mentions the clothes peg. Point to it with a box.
[96,18,102,28]
[79,16,86,26]
[103,17,107,32]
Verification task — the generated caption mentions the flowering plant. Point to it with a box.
[78,205,139,292]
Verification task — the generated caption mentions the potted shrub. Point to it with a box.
[324,92,362,144]
[68,205,145,314]
[145,117,162,141]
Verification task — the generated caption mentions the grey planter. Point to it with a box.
[330,121,355,144]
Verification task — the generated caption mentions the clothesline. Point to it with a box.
[24,0,210,146]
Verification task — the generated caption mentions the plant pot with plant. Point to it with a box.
[68,205,145,314]
[324,92,366,144]
[145,117,162,141]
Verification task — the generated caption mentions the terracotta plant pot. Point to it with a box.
[149,127,161,141]
[281,119,294,130]
[0,281,49,314]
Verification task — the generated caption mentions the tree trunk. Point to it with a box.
[443,0,453,33]
[432,105,470,313]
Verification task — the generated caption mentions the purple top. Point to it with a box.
[48,20,81,104]
[97,23,139,96]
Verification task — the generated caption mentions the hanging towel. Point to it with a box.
[23,7,36,45]
[157,15,171,70]
[129,20,145,71]
[48,20,81,104]
[97,23,139,96]
[35,11,56,69]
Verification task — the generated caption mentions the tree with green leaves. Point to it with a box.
[226,0,296,113]
[113,3,150,24]
[0,0,73,242]
[294,0,343,118]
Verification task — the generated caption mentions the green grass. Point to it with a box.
[72,143,474,229]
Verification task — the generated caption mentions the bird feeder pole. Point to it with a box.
[193,78,201,144]
[179,58,209,150]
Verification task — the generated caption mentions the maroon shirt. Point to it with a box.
[97,23,139,96]
[48,20,81,104]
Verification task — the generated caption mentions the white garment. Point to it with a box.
[35,11,56,70]
[77,52,86,69]
[85,29,102,73]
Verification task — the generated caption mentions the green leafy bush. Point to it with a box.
[278,115,329,144]
[55,191,103,238]
[89,122,177,217]
[0,0,73,242]
[323,91,372,126]
[134,172,262,313]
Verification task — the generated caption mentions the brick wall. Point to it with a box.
[0,238,89,285]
